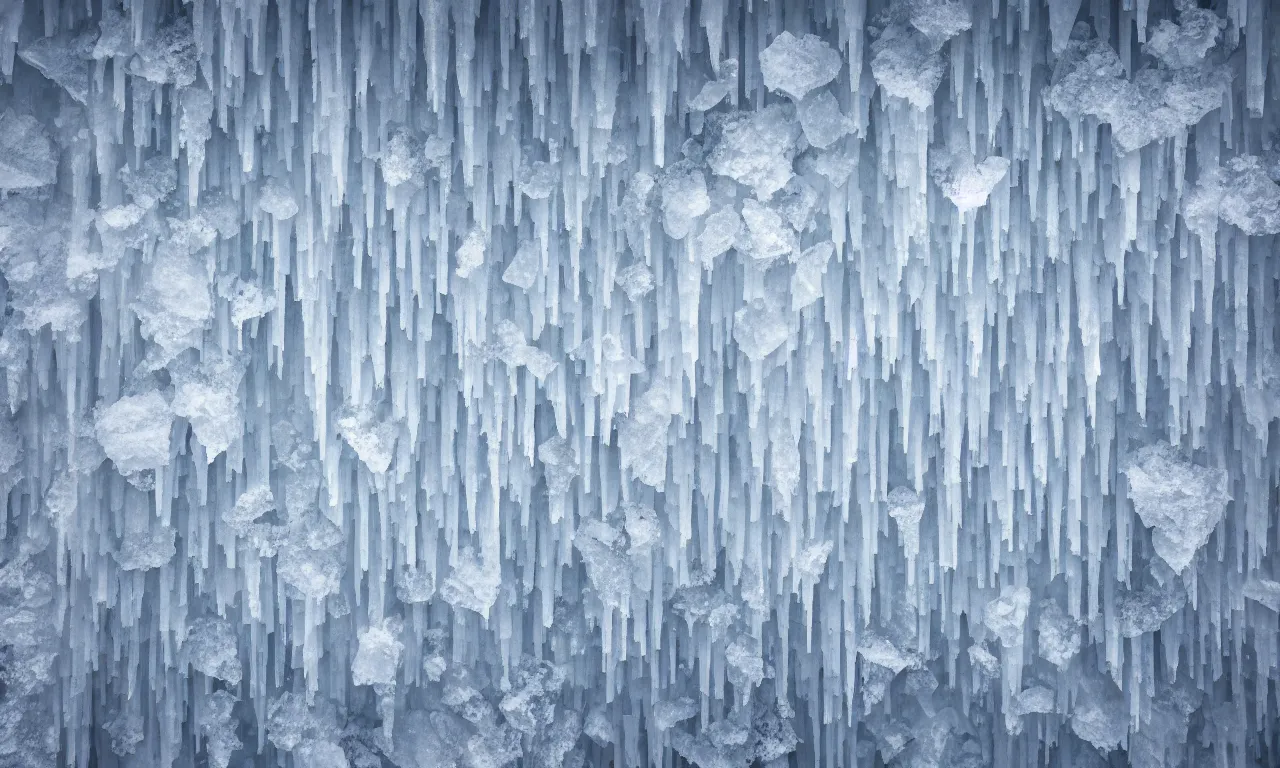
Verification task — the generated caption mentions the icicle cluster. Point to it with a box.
[2,0,1280,766]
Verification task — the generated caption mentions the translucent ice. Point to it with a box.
[1,1,1278,765]
[1124,443,1230,572]
[758,33,842,101]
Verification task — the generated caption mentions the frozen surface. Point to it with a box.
[1,1,1279,767]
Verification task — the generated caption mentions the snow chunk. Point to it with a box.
[493,320,558,380]
[1071,678,1127,752]
[225,486,274,532]
[92,8,134,60]
[615,262,656,301]
[278,545,343,600]
[1012,686,1056,718]
[1123,442,1230,572]
[574,518,631,607]
[501,239,541,291]
[114,527,176,571]
[1243,576,1280,612]
[858,631,921,674]
[739,198,796,261]
[759,32,842,101]
[908,1,973,45]
[584,707,614,746]
[696,207,743,265]
[296,740,349,768]
[518,160,557,200]
[623,502,661,553]
[499,657,566,736]
[353,618,405,687]
[266,693,312,752]
[619,384,675,488]
[18,32,91,104]
[395,567,435,603]
[652,697,698,731]
[661,165,711,239]
[440,549,501,617]
[538,435,578,495]
[930,149,1010,211]
[95,392,174,473]
[707,106,801,199]
[689,59,739,112]
[104,713,144,757]
[887,487,925,560]
[1144,8,1225,69]
[797,90,850,150]
[455,227,488,278]
[1036,600,1082,668]
[200,690,242,768]
[1183,156,1280,239]
[380,129,426,187]
[133,249,214,354]
[183,617,242,685]
[968,644,1000,678]
[0,111,57,190]
[871,25,946,108]
[733,300,790,361]
[219,277,277,326]
[1117,579,1186,638]
[127,18,197,87]
[171,352,245,460]
[336,405,398,474]
[983,586,1031,647]
[259,180,300,220]
[1045,36,1231,153]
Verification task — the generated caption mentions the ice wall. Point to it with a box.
[1,0,1279,766]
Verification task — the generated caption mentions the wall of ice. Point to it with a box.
[1,0,1279,766]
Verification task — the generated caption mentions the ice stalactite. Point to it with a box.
[1,0,1280,767]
